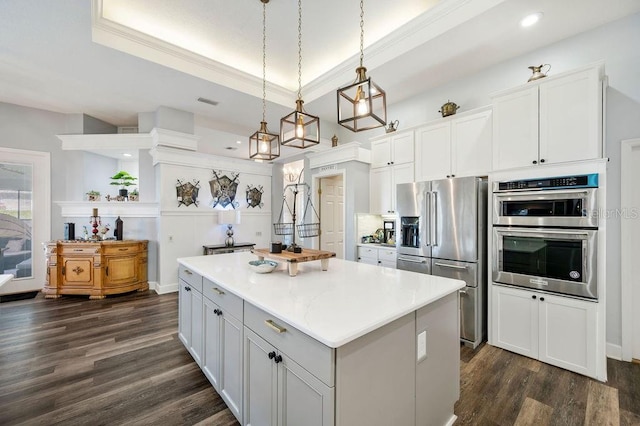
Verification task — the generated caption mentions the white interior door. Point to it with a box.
[621,138,640,361]
[319,175,344,259]
[0,148,50,295]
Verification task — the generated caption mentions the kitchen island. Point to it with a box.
[177,252,464,426]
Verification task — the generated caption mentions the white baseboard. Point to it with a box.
[150,281,178,294]
[606,342,622,360]
[444,414,457,426]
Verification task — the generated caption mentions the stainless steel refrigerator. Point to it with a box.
[396,177,487,348]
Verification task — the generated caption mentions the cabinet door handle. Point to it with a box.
[185,286,191,292]
[540,297,545,302]
[73,249,83,252]
[184,269,193,275]
[105,266,108,276]
[265,319,287,334]
[274,354,283,364]
[62,266,66,275]
[532,160,538,165]
[532,295,537,299]
[540,159,545,163]
[459,289,467,295]
[268,351,276,359]
[212,287,225,295]
[118,248,128,251]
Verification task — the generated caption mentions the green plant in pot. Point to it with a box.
[109,171,137,198]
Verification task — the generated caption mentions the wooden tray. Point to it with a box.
[252,248,336,276]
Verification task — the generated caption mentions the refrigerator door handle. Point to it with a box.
[434,262,468,270]
[424,192,431,247]
[431,191,438,247]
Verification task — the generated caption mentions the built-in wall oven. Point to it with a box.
[492,174,599,300]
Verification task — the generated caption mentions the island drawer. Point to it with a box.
[178,265,202,292]
[203,278,243,319]
[244,302,335,386]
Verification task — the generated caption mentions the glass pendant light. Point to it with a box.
[337,0,387,132]
[250,0,280,160]
[280,0,320,149]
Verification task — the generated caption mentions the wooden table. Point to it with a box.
[251,248,336,276]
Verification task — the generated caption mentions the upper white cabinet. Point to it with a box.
[491,63,604,170]
[370,130,414,214]
[371,131,414,168]
[415,108,492,182]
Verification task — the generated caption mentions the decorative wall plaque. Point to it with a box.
[176,179,200,207]
[209,170,240,209]
[246,185,264,208]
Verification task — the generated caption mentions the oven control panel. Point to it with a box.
[496,174,598,191]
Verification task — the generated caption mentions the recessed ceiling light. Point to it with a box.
[520,12,543,28]
[236,140,242,144]
[123,153,132,157]
[197,97,219,106]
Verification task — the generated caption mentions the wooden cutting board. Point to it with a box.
[251,248,336,276]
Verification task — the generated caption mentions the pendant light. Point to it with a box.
[336,0,387,132]
[280,0,320,149]
[250,0,280,160]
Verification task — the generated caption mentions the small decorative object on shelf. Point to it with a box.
[109,170,137,199]
[385,119,399,133]
[90,208,101,240]
[331,134,339,147]
[439,100,460,117]
[210,170,240,209]
[176,179,200,207]
[86,190,101,202]
[246,185,264,208]
[527,64,551,82]
[128,189,139,202]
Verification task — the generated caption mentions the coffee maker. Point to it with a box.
[383,220,395,244]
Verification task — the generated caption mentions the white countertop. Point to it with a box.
[177,252,464,348]
[356,243,397,249]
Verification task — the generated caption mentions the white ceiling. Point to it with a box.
[1,0,639,161]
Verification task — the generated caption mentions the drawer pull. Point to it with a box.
[73,249,83,252]
[265,319,287,334]
[184,269,193,275]
[434,262,467,270]
[212,287,225,295]
[118,248,129,251]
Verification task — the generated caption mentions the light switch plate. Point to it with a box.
[417,329,427,362]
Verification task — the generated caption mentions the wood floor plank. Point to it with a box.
[585,381,620,426]
[514,397,553,426]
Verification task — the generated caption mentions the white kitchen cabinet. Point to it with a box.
[491,63,604,170]
[371,131,414,168]
[202,296,243,422]
[491,285,598,378]
[357,245,397,268]
[370,162,413,215]
[415,108,492,182]
[243,328,334,426]
[178,266,203,366]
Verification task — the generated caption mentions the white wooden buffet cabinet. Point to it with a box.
[177,252,465,426]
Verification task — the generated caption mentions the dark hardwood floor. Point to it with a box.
[1,291,638,425]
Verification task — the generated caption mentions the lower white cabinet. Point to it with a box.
[491,285,597,377]
[357,245,397,268]
[244,327,334,426]
[203,297,243,422]
[178,267,203,367]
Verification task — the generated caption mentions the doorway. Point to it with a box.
[317,174,345,259]
[0,148,50,295]
[621,138,640,362]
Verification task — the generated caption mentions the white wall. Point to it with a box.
[382,13,640,348]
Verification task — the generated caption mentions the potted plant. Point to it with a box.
[86,190,101,202]
[129,188,139,202]
[109,171,137,198]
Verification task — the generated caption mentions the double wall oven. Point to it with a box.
[492,174,599,300]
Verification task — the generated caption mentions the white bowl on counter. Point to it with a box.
[248,260,278,273]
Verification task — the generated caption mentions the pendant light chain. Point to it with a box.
[359,0,364,68]
[262,0,267,122]
[297,0,302,101]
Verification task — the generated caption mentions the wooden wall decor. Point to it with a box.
[176,179,200,207]
[209,170,240,209]
[246,185,264,208]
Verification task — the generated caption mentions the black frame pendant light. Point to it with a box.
[250,0,280,160]
[280,0,320,149]
[337,0,387,132]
